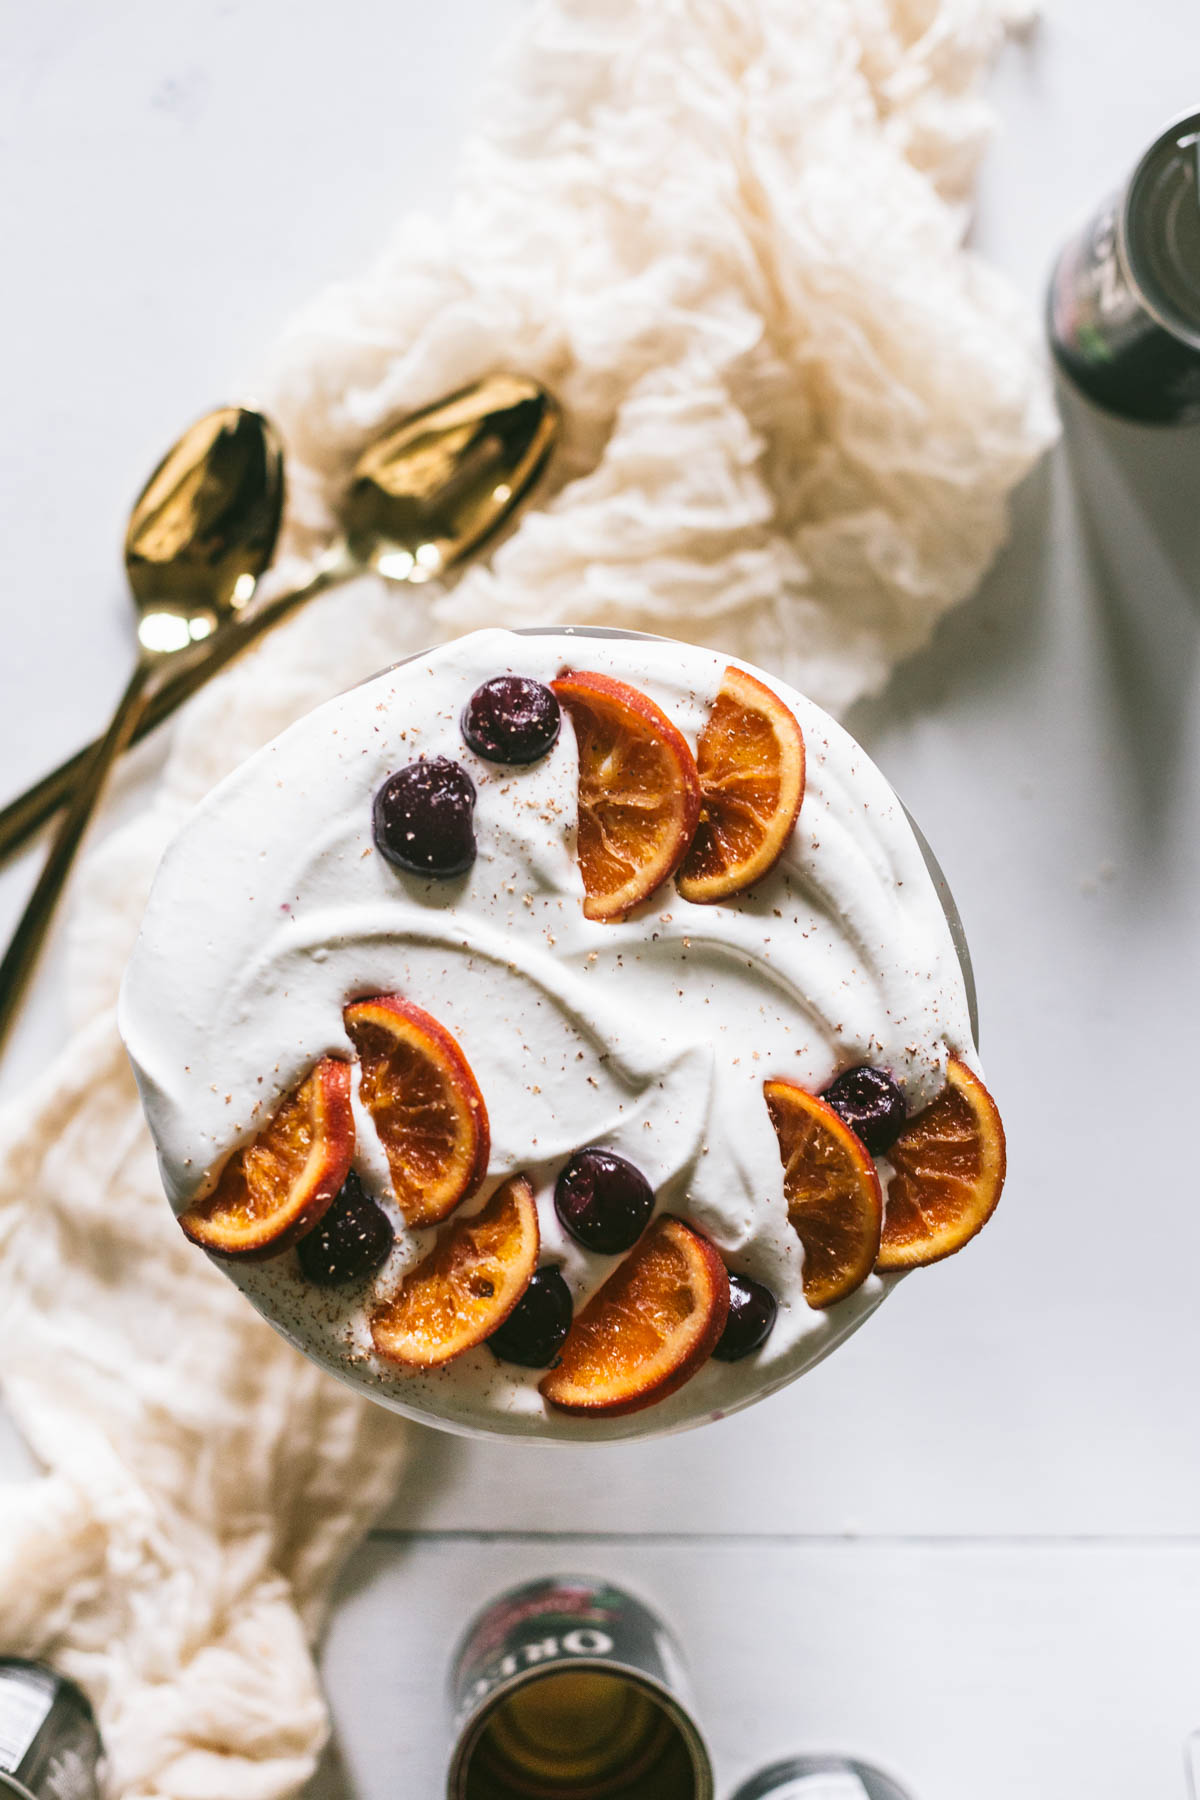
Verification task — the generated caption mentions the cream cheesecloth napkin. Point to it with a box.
[0,3,1055,1796]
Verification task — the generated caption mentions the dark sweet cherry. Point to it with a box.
[462,676,561,764]
[712,1272,778,1362]
[297,1172,394,1286]
[822,1064,907,1155]
[554,1148,654,1254]
[373,756,476,877]
[487,1266,574,1367]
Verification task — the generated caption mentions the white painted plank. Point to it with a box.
[312,1536,1200,1800]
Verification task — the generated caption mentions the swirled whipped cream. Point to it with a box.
[119,628,978,1441]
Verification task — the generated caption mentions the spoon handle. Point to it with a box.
[0,662,157,1053]
[0,561,338,865]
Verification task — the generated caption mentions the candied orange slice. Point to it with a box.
[370,1174,539,1368]
[551,671,702,922]
[540,1215,729,1416]
[345,994,489,1227]
[763,1078,882,1307]
[677,666,805,903]
[179,1058,354,1259]
[876,1057,1006,1270]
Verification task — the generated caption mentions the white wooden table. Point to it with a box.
[3,5,1200,1797]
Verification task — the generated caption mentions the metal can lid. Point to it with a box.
[727,1757,914,1800]
[450,1663,713,1799]
[0,1774,39,1800]
[1122,108,1200,349]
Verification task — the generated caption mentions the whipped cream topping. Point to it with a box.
[118,628,978,1442]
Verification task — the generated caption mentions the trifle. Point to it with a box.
[119,627,1005,1441]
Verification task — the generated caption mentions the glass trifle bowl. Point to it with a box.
[118,626,1003,1443]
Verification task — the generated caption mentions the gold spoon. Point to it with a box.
[0,375,558,1054]
[0,406,285,1047]
[0,373,559,863]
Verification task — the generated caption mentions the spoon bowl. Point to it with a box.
[126,404,284,620]
[341,374,559,583]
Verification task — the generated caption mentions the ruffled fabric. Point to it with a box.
[261,0,1055,714]
[0,583,419,1800]
[0,3,1052,1796]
